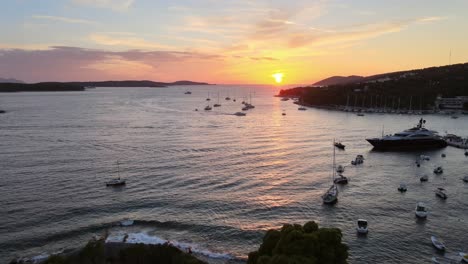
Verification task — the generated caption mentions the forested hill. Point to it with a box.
[280,63,468,110]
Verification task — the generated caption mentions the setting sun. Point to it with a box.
[272,73,284,83]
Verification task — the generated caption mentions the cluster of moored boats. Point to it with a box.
[322,119,468,243]
[189,90,256,116]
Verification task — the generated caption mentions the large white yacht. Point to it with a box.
[366,119,447,150]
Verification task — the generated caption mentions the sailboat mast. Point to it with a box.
[332,139,336,180]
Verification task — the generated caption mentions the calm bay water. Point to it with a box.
[0,86,467,263]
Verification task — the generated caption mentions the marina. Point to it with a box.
[0,86,467,264]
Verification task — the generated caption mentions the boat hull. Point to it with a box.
[366,138,447,150]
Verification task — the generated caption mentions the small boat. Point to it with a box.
[206,98,211,101]
[461,252,468,263]
[415,202,428,218]
[282,112,286,116]
[334,142,345,150]
[463,176,468,183]
[225,96,231,101]
[441,153,446,158]
[106,178,126,187]
[213,103,221,107]
[356,219,368,234]
[242,106,249,111]
[234,112,246,116]
[435,188,447,199]
[451,116,458,119]
[416,160,421,167]
[351,155,364,165]
[398,183,407,192]
[323,141,339,204]
[420,155,430,161]
[336,165,345,174]
[334,175,348,184]
[298,107,307,111]
[434,166,443,174]
[184,91,192,94]
[106,162,126,187]
[204,105,212,111]
[233,99,236,102]
[357,113,365,116]
[322,184,338,204]
[420,175,429,182]
[194,109,198,111]
[431,236,446,251]
[120,219,134,226]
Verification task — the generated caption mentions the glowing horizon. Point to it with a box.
[1,1,467,84]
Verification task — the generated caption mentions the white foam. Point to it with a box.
[105,231,235,260]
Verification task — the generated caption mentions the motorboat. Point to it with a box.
[334,175,348,184]
[444,134,468,148]
[461,252,468,263]
[420,175,429,182]
[415,202,428,218]
[322,184,338,204]
[213,103,221,107]
[398,183,407,192]
[434,166,443,174]
[366,119,447,150]
[120,219,134,226]
[334,142,345,150]
[420,155,430,161]
[234,112,246,116]
[298,106,307,111]
[463,175,468,183]
[351,155,364,165]
[356,219,368,234]
[435,188,447,199]
[336,165,345,174]
[204,105,212,111]
[282,112,286,116]
[431,236,446,251]
[225,96,231,100]
[184,91,192,94]
[441,153,446,158]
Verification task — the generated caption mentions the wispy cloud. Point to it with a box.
[32,15,97,25]
[89,33,172,50]
[0,46,226,82]
[71,0,135,11]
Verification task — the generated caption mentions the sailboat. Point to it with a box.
[322,140,339,204]
[206,92,211,101]
[214,92,221,107]
[225,90,231,100]
[106,161,126,187]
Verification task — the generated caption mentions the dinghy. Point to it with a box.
[431,236,446,251]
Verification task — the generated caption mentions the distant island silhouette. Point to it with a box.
[0,80,212,93]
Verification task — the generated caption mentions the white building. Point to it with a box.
[435,96,468,109]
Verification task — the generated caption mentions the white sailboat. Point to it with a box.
[106,161,126,187]
[322,140,339,204]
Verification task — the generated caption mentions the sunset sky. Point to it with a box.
[1,0,467,84]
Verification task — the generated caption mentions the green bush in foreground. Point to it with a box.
[248,221,348,264]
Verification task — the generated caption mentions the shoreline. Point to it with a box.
[289,100,468,116]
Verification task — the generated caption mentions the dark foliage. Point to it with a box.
[247,222,348,264]
[280,63,468,110]
[39,240,206,264]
